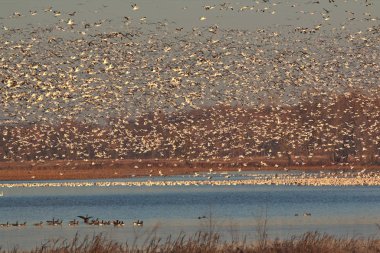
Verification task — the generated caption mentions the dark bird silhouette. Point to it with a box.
[113,219,125,226]
[133,220,143,226]
[33,221,43,227]
[77,214,93,224]
[69,219,79,226]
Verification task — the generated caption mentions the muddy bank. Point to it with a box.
[0,159,378,181]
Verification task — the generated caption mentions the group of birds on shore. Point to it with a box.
[0,0,378,165]
[0,215,143,228]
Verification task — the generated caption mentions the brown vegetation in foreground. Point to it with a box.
[2,231,380,253]
[0,92,379,180]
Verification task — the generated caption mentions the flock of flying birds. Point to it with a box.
[0,0,379,164]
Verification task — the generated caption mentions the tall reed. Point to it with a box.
[2,231,380,253]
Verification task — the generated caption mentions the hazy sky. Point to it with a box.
[1,0,378,31]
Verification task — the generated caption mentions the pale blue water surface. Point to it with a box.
[1,174,380,250]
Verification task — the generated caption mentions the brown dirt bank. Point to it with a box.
[0,158,379,181]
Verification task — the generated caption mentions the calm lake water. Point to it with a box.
[1,173,380,250]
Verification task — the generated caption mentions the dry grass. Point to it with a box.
[2,231,380,253]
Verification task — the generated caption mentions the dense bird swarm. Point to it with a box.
[0,1,379,166]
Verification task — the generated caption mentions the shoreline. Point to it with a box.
[1,159,379,181]
[1,178,379,188]
[1,159,379,187]
[1,166,380,188]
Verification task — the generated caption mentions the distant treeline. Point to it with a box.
[0,92,379,165]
